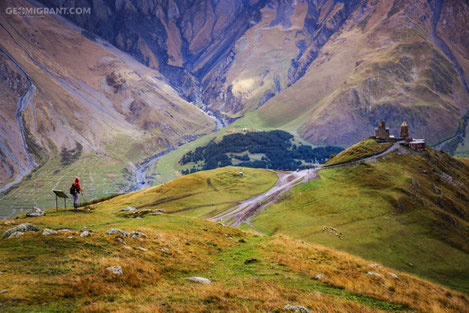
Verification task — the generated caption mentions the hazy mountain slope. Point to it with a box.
[0,0,216,212]
[250,146,469,292]
[1,167,468,312]
[34,0,469,150]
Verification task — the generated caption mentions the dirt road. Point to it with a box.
[209,169,318,226]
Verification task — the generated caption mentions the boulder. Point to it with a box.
[7,231,24,239]
[283,304,309,313]
[26,207,45,217]
[42,229,57,236]
[367,271,383,277]
[185,277,211,284]
[106,228,128,237]
[314,274,325,280]
[106,266,123,275]
[121,207,136,212]
[3,223,40,239]
[80,231,91,237]
[129,231,147,238]
[388,272,399,279]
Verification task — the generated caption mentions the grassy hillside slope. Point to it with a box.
[0,167,468,312]
[325,139,392,166]
[251,149,469,293]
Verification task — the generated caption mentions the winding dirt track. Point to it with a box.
[209,169,318,227]
[210,142,403,227]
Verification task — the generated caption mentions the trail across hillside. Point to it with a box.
[210,141,404,227]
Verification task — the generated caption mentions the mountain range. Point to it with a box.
[1,0,469,213]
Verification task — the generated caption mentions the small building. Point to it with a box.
[407,139,426,152]
[374,121,390,139]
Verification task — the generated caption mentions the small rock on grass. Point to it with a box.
[388,272,399,279]
[26,207,45,217]
[314,274,325,280]
[80,231,91,237]
[185,277,211,284]
[80,226,91,232]
[136,247,148,251]
[106,228,128,237]
[42,229,57,236]
[129,231,147,238]
[3,223,40,239]
[283,304,310,313]
[367,271,383,277]
[121,207,136,212]
[106,266,123,275]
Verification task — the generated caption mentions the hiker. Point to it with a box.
[70,177,81,210]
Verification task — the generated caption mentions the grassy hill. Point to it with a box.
[250,148,469,293]
[1,166,468,312]
[325,139,392,166]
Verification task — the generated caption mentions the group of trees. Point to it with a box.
[180,130,343,174]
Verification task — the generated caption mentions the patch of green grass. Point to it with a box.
[252,150,469,292]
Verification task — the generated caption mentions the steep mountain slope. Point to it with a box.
[35,0,469,149]
[1,167,468,312]
[254,0,469,147]
[0,0,216,215]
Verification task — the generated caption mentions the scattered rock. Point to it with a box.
[151,212,163,216]
[80,226,91,232]
[314,274,325,280]
[106,266,123,275]
[123,245,132,250]
[283,304,310,313]
[121,206,136,212]
[67,236,73,239]
[129,231,147,238]
[3,223,40,239]
[388,272,399,279]
[369,264,380,268]
[80,231,91,237]
[26,207,45,217]
[136,247,148,251]
[0,290,7,294]
[367,271,383,277]
[153,209,166,213]
[106,228,128,237]
[161,247,170,253]
[244,258,258,265]
[58,229,73,232]
[116,237,126,245]
[42,229,57,236]
[3,220,15,226]
[408,263,414,267]
[185,277,211,284]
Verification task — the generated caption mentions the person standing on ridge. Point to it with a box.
[70,177,81,210]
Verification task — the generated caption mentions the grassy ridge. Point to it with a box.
[251,149,469,292]
[0,166,467,312]
[325,139,392,166]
